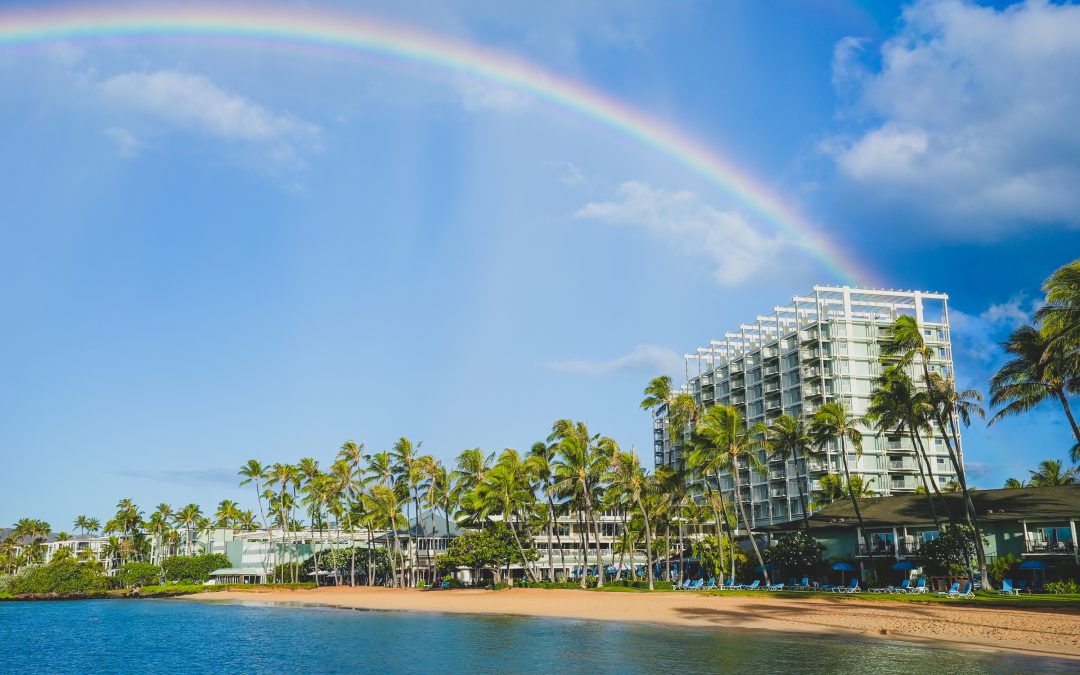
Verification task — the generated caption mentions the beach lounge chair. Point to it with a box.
[688,579,704,590]
[907,578,927,594]
[703,578,717,591]
[677,579,693,591]
[720,578,735,589]
[733,580,761,590]
[936,582,960,597]
[832,579,860,593]
[871,579,910,593]
[954,582,975,598]
[794,577,812,591]
[998,579,1020,596]
[766,582,785,591]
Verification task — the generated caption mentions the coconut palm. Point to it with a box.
[810,401,876,563]
[810,473,875,509]
[368,484,406,587]
[73,515,91,537]
[528,441,566,581]
[866,367,946,528]
[882,315,991,588]
[214,499,240,558]
[477,450,538,581]
[174,504,202,556]
[1035,258,1080,349]
[1028,459,1078,487]
[765,414,822,533]
[608,450,655,589]
[989,325,1080,450]
[548,419,614,588]
[238,459,272,579]
[1003,477,1027,489]
[688,404,770,584]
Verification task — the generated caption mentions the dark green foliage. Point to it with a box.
[436,523,538,583]
[9,559,109,594]
[295,547,391,584]
[119,562,161,588]
[987,554,1021,584]
[1046,579,1080,594]
[763,532,825,576]
[916,525,979,575]
[161,554,231,583]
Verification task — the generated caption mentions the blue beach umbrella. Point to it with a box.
[1019,560,1046,570]
[892,561,915,571]
[832,561,854,584]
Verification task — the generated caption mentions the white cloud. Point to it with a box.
[546,160,586,186]
[575,181,790,285]
[458,77,532,112]
[827,0,1080,235]
[103,127,141,159]
[549,344,681,376]
[950,296,1036,367]
[98,70,321,170]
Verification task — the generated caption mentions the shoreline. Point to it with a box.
[181,586,1080,661]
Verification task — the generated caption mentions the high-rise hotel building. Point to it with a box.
[654,285,962,528]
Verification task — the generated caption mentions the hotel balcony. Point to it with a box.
[856,542,896,557]
[1023,540,1076,556]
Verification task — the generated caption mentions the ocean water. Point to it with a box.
[0,599,1072,674]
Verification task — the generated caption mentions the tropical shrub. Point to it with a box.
[301,547,391,584]
[916,525,979,575]
[763,532,825,576]
[161,554,230,583]
[8,559,109,594]
[1045,579,1080,595]
[988,554,1021,584]
[436,523,538,585]
[120,562,161,588]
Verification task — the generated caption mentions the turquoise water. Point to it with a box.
[0,599,1072,674]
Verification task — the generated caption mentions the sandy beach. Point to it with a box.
[185,587,1080,659]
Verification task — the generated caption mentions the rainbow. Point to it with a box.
[0,4,874,284]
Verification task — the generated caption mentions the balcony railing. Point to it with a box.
[857,543,896,557]
[1024,540,1076,555]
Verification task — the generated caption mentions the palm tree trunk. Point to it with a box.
[838,436,874,571]
[546,501,555,581]
[546,497,565,581]
[792,448,811,534]
[587,497,605,588]
[635,496,654,590]
[1055,390,1080,444]
[664,525,671,582]
[907,426,942,529]
[576,510,588,588]
[732,457,769,585]
[712,477,736,581]
[677,517,686,586]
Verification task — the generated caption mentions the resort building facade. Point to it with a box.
[767,486,1080,585]
[655,285,962,529]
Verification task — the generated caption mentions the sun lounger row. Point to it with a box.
[868,578,928,594]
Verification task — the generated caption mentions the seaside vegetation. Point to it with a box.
[1,259,1079,599]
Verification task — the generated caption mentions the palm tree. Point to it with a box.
[392,437,424,586]
[810,401,875,564]
[175,504,202,557]
[528,441,566,581]
[688,404,770,584]
[765,414,821,533]
[609,450,655,589]
[548,419,613,588]
[989,325,1080,449]
[478,450,538,582]
[238,459,271,580]
[368,484,406,587]
[214,499,240,558]
[73,515,91,537]
[882,315,991,588]
[1028,459,1078,487]
[1035,258,1080,349]
[810,473,875,509]
[866,367,945,528]
[1003,477,1027,489]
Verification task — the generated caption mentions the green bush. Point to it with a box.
[9,559,109,595]
[120,562,161,588]
[763,532,825,577]
[161,554,231,583]
[1045,579,1080,595]
[988,554,1021,584]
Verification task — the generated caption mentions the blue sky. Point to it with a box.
[2,0,1078,528]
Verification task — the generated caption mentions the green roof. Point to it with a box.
[768,485,1080,531]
